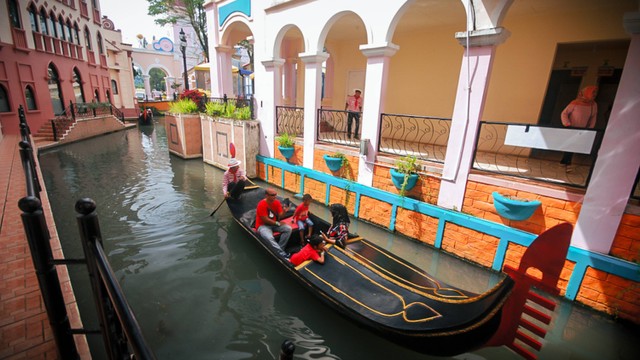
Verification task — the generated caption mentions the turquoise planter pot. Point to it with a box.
[323,155,344,171]
[492,192,542,221]
[390,168,419,192]
[278,146,294,160]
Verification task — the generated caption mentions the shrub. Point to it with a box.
[395,155,419,174]
[205,102,225,116]
[169,98,199,114]
[179,89,206,112]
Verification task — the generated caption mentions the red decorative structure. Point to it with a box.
[486,222,573,360]
[230,142,236,158]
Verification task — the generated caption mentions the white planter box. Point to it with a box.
[200,115,260,178]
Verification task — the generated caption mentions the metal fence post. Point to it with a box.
[18,196,80,360]
[75,198,129,360]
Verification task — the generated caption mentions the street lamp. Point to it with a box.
[179,28,189,90]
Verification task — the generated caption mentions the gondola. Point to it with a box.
[226,185,518,356]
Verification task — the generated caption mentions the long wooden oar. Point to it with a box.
[209,198,226,217]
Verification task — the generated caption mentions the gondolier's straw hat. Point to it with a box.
[228,158,241,168]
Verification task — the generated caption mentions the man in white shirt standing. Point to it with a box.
[345,89,363,139]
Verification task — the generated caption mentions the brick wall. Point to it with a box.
[610,213,640,263]
[59,116,125,144]
[577,268,639,321]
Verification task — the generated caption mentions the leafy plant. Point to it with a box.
[169,98,199,114]
[179,89,206,112]
[275,133,295,148]
[234,105,251,120]
[205,102,225,116]
[395,155,419,174]
[395,155,419,197]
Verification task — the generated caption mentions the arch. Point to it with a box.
[143,64,174,77]
[7,0,22,29]
[47,63,64,114]
[148,67,168,93]
[25,85,37,110]
[220,16,253,46]
[0,84,10,112]
[316,11,368,52]
[94,89,100,101]
[73,23,80,45]
[72,67,85,103]
[66,19,74,43]
[272,24,306,60]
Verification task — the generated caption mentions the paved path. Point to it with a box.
[0,134,90,359]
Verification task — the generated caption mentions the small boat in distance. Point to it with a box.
[226,185,518,356]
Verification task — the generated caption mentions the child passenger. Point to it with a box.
[293,194,314,244]
[289,235,326,266]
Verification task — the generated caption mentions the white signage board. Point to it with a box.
[504,125,596,154]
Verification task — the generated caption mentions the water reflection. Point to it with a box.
[38,122,640,360]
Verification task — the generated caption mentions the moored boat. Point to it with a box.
[226,185,516,356]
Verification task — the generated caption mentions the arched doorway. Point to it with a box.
[148,67,168,100]
[48,64,64,114]
[72,68,86,104]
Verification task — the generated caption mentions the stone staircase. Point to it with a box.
[33,117,74,142]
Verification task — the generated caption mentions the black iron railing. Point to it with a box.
[52,101,125,141]
[17,106,156,359]
[473,121,603,188]
[275,106,304,136]
[378,113,452,163]
[316,108,360,148]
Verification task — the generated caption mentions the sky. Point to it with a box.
[100,0,172,47]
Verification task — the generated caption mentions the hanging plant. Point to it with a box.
[275,133,295,160]
[390,155,420,196]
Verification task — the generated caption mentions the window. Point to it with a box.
[48,64,64,114]
[0,85,10,112]
[8,0,21,28]
[111,79,118,94]
[84,26,91,49]
[28,5,39,32]
[94,89,100,102]
[65,20,73,42]
[57,16,66,41]
[39,9,48,36]
[74,24,80,45]
[49,12,58,38]
[72,68,85,103]
[96,32,103,54]
[25,85,37,110]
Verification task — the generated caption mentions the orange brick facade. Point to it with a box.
[257,148,640,323]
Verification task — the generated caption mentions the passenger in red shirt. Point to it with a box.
[256,188,292,258]
[290,235,326,266]
[293,194,314,244]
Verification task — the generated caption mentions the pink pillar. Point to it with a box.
[573,27,640,253]
[261,59,284,157]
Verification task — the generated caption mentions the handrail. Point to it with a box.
[316,108,360,148]
[275,106,304,137]
[17,105,155,359]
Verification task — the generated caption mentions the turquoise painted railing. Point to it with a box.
[258,155,640,302]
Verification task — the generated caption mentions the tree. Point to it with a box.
[147,0,209,62]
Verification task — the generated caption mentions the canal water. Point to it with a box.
[39,122,639,360]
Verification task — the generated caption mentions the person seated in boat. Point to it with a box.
[255,188,292,258]
[321,204,350,248]
[222,158,246,199]
[289,234,326,266]
[293,194,314,244]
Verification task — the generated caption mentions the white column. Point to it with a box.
[358,43,399,187]
[165,76,175,99]
[572,13,640,253]
[299,52,329,169]
[215,45,235,98]
[142,75,151,100]
[438,28,510,210]
[284,58,296,106]
[204,1,222,97]
[261,59,285,157]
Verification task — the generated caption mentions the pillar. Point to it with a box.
[357,43,399,187]
[261,59,285,157]
[299,52,329,169]
[142,74,151,100]
[438,28,510,210]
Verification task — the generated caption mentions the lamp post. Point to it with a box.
[179,28,189,91]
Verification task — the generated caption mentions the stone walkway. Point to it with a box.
[0,134,90,359]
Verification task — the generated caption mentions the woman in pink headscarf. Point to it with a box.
[560,85,598,169]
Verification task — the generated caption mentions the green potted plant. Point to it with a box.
[390,155,420,196]
[166,98,202,159]
[275,132,295,160]
[169,98,199,114]
[324,151,348,172]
